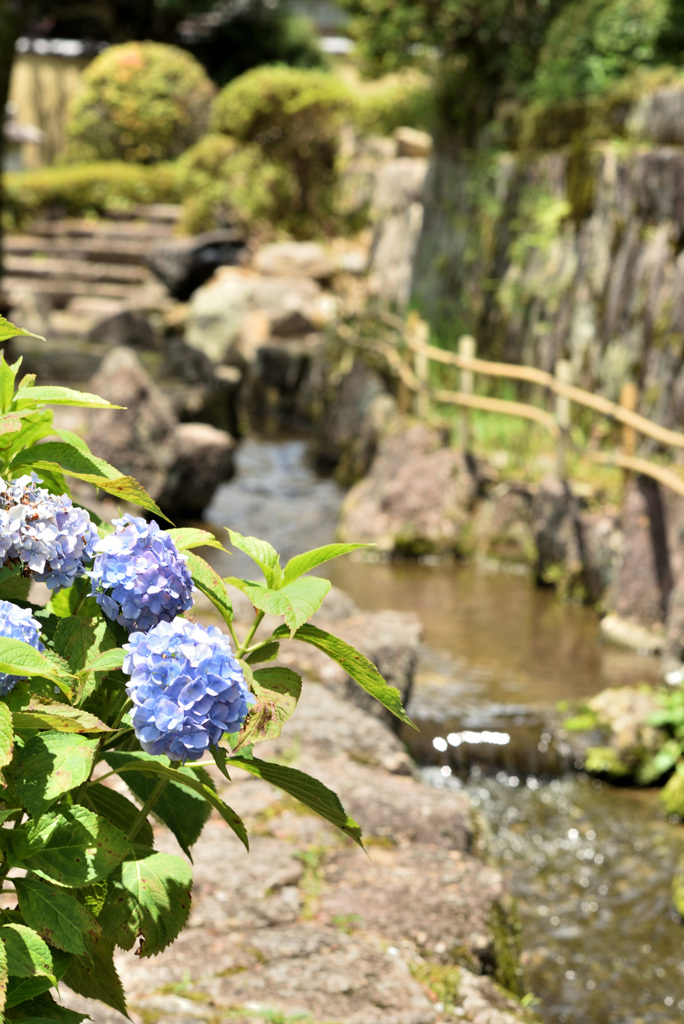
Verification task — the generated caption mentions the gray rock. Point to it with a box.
[254,241,334,280]
[474,483,536,567]
[147,228,246,301]
[87,309,157,349]
[531,477,585,596]
[159,421,236,519]
[338,423,480,554]
[394,126,433,158]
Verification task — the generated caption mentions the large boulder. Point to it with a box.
[367,156,429,308]
[338,422,480,554]
[254,241,334,281]
[147,228,246,301]
[85,346,235,518]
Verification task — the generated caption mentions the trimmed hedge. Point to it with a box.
[3,162,183,228]
[66,42,215,163]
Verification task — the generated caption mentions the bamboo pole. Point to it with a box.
[586,451,684,498]
[408,314,430,419]
[555,360,572,480]
[458,335,476,454]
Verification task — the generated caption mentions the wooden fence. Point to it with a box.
[337,312,684,499]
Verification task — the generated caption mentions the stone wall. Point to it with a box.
[412,85,684,435]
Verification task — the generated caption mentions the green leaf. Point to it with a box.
[226,754,363,847]
[82,648,125,675]
[244,640,281,665]
[14,733,99,818]
[8,442,169,521]
[51,426,93,453]
[5,974,54,1009]
[63,935,129,1018]
[9,806,129,888]
[13,876,102,955]
[12,704,111,734]
[0,316,44,343]
[6,992,89,1023]
[227,529,283,587]
[283,542,368,583]
[102,752,212,859]
[0,408,52,454]
[0,413,21,435]
[48,579,99,620]
[0,637,73,687]
[166,527,225,552]
[232,666,301,752]
[0,924,55,982]
[81,782,154,848]
[0,931,7,1017]
[14,386,119,410]
[0,702,13,770]
[103,754,248,849]
[274,623,414,726]
[0,564,31,602]
[243,577,331,636]
[54,618,96,673]
[185,551,233,623]
[98,851,192,958]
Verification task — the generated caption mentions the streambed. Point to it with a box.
[204,437,684,1024]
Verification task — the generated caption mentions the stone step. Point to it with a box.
[5,254,150,285]
[104,203,182,223]
[3,275,150,304]
[4,234,155,266]
[26,217,178,242]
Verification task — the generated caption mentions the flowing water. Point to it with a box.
[204,437,684,1024]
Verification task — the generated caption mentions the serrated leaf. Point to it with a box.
[283,542,368,583]
[99,851,192,958]
[5,973,54,1008]
[102,752,211,859]
[166,527,225,552]
[8,442,169,521]
[9,805,129,888]
[0,924,55,982]
[244,640,281,665]
[48,578,99,621]
[0,408,52,454]
[82,648,125,674]
[232,667,301,752]
[0,702,13,770]
[14,386,119,410]
[0,931,7,1016]
[0,316,44,343]
[63,934,129,1018]
[0,563,31,602]
[246,577,331,636]
[54,618,96,673]
[0,413,21,435]
[7,992,89,1023]
[13,876,102,955]
[104,754,248,849]
[227,529,283,587]
[81,783,154,848]
[51,426,92,453]
[226,754,363,846]
[0,637,72,686]
[209,743,232,780]
[14,733,99,817]
[12,703,111,734]
[274,623,414,726]
[185,551,233,623]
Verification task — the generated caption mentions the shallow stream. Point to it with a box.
[204,437,684,1024]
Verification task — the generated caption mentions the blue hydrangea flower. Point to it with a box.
[89,514,194,632]
[123,618,255,762]
[0,474,99,591]
[0,599,45,696]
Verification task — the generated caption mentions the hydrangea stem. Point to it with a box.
[236,610,265,658]
[128,776,170,840]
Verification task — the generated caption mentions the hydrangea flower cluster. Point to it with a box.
[123,618,255,762]
[0,474,99,591]
[90,514,194,632]
[0,599,45,696]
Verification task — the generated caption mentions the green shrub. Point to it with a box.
[350,72,434,135]
[176,135,298,235]
[210,65,351,234]
[3,162,184,229]
[529,0,674,105]
[66,41,215,163]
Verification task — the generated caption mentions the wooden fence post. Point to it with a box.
[458,335,476,454]
[620,381,638,491]
[555,359,572,480]
[409,315,431,419]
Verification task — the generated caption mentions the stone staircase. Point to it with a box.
[2,204,180,345]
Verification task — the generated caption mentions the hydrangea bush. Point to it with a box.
[0,318,411,1021]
